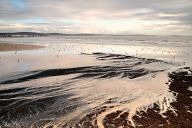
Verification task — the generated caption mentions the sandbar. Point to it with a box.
[0,43,44,52]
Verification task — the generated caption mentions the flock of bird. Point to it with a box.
[46,42,189,66]
[0,40,190,67]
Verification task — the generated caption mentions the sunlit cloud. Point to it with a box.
[0,0,191,35]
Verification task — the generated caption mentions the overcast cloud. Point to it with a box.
[0,0,192,35]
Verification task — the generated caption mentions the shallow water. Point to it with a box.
[0,35,191,127]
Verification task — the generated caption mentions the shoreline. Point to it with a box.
[0,43,44,52]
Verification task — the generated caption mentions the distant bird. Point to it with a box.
[151,73,156,78]
[173,56,175,59]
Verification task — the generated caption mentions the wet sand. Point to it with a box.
[0,53,166,84]
[0,52,191,128]
[0,35,191,128]
[0,43,44,51]
[0,53,175,127]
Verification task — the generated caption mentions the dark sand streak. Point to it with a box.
[0,53,166,84]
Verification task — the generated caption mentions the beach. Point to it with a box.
[0,35,191,128]
[0,43,44,52]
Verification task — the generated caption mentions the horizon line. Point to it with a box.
[0,31,191,37]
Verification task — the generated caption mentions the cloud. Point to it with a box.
[0,0,191,35]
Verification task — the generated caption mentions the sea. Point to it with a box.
[0,35,192,127]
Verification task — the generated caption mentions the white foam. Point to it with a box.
[188,87,192,91]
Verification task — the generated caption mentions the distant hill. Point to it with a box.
[0,32,102,37]
[1,32,189,37]
[0,32,43,37]
[0,32,65,37]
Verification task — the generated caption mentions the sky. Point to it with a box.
[0,0,192,35]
